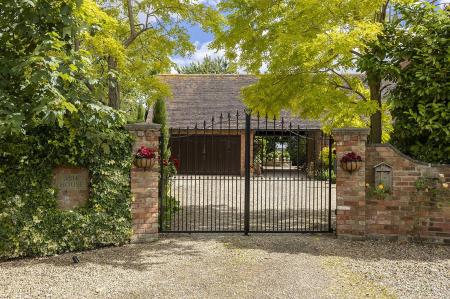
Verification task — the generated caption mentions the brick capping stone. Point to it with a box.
[369,143,450,167]
[334,127,450,244]
[125,122,161,131]
[126,122,161,242]
[332,128,370,135]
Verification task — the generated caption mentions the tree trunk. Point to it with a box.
[107,56,121,109]
[367,72,382,143]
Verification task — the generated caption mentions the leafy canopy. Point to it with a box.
[212,0,410,133]
[93,0,222,113]
[1,0,89,135]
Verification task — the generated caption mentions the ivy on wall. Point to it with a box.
[0,1,134,259]
[0,106,133,259]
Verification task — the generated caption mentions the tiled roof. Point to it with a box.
[150,74,322,130]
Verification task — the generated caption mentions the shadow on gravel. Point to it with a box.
[2,234,448,269]
[1,239,202,271]
[160,233,450,262]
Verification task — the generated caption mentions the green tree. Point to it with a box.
[152,97,170,160]
[0,0,133,258]
[136,102,145,122]
[176,55,236,74]
[383,4,449,163]
[93,0,221,109]
[212,0,413,142]
[0,0,106,136]
[152,97,180,225]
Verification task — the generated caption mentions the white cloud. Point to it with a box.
[195,0,220,6]
[170,40,267,74]
[170,41,225,72]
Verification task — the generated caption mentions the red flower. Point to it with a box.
[136,146,156,159]
[170,155,180,170]
[341,152,362,163]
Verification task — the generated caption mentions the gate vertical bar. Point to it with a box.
[158,134,165,233]
[328,136,333,232]
[244,111,251,235]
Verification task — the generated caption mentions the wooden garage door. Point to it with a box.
[170,135,241,175]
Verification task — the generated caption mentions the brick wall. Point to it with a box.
[333,128,450,244]
[365,144,450,243]
[125,122,161,242]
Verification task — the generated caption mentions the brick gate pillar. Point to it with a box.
[125,122,161,242]
[332,128,370,239]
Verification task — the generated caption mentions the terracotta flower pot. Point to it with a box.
[134,158,154,170]
[340,160,361,173]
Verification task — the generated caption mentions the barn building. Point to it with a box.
[147,74,324,175]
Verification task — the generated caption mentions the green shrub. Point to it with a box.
[319,146,335,169]
[385,4,450,163]
[316,169,336,183]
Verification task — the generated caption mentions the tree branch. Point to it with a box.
[333,84,366,101]
[127,0,135,37]
[330,69,367,101]
[123,27,151,48]
[351,50,362,57]
[378,1,390,23]
[380,83,393,93]
[84,81,94,92]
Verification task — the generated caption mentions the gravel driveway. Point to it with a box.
[1,234,449,299]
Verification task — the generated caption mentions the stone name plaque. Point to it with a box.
[52,167,89,210]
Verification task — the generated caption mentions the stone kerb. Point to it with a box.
[125,122,161,242]
[332,128,370,239]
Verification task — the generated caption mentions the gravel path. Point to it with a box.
[1,235,449,299]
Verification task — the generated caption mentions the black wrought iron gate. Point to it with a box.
[159,112,335,234]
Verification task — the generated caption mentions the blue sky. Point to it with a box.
[170,1,223,69]
[170,23,222,70]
